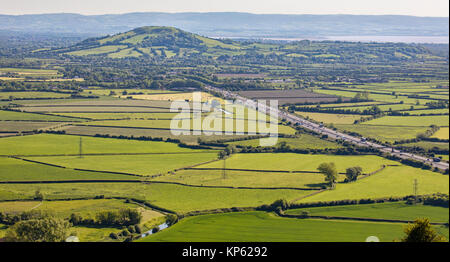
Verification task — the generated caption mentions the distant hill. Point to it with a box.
[60,26,243,59]
[0,12,448,38]
[56,26,443,62]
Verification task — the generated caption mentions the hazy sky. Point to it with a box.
[0,0,448,17]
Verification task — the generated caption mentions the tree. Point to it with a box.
[5,217,71,242]
[34,190,44,201]
[401,218,447,242]
[317,162,338,187]
[345,167,363,182]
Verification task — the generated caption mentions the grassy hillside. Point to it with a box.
[61,26,442,61]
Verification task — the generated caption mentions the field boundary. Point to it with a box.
[279,213,448,226]
[184,167,347,174]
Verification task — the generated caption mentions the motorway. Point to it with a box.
[205,85,449,171]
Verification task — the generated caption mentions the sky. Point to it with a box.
[0,0,448,17]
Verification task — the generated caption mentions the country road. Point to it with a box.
[205,85,449,171]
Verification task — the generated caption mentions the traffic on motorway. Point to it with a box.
[205,85,449,171]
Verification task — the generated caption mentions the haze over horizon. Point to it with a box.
[0,0,448,17]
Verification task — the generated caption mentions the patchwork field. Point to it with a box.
[139,211,414,242]
[154,169,344,189]
[199,153,393,173]
[0,183,309,214]
[362,115,449,127]
[335,124,430,143]
[295,112,363,124]
[285,202,449,223]
[432,127,450,140]
[0,110,81,121]
[227,135,342,149]
[0,157,141,181]
[0,133,205,156]
[126,92,217,102]
[27,153,218,176]
[298,165,449,203]
[59,124,253,144]
[78,119,295,135]
[0,91,71,100]
[0,121,68,132]
[238,89,347,105]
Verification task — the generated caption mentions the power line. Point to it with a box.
[222,158,227,179]
[413,179,418,204]
[79,137,83,158]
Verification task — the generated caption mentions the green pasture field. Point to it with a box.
[437,155,449,161]
[0,68,59,77]
[0,223,7,238]
[138,211,413,242]
[21,106,172,113]
[0,157,140,181]
[0,92,70,100]
[0,110,82,121]
[60,124,254,144]
[108,48,142,58]
[330,103,430,112]
[399,141,449,150]
[432,127,449,140]
[335,124,430,143]
[361,115,449,127]
[67,45,127,56]
[199,153,393,174]
[315,89,435,106]
[27,152,218,176]
[79,119,296,135]
[319,101,382,108]
[299,165,449,203]
[3,98,116,107]
[0,199,148,218]
[401,108,449,115]
[154,169,345,189]
[0,183,309,213]
[0,133,203,156]
[72,226,123,242]
[0,121,67,132]
[295,112,363,124]
[226,135,342,149]
[285,202,449,223]
[51,112,182,120]
[81,89,177,97]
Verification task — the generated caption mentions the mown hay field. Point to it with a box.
[0,110,81,121]
[139,211,413,242]
[0,183,310,213]
[0,134,204,156]
[285,202,449,223]
[154,169,345,189]
[432,127,449,140]
[299,165,449,203]
[199,153,394,174]
[361,115,449,127]
[0,157,141,181]
[27,153,218,176]
[295,112,363,124]
[226,135,342,149]
[335,124,430,143]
